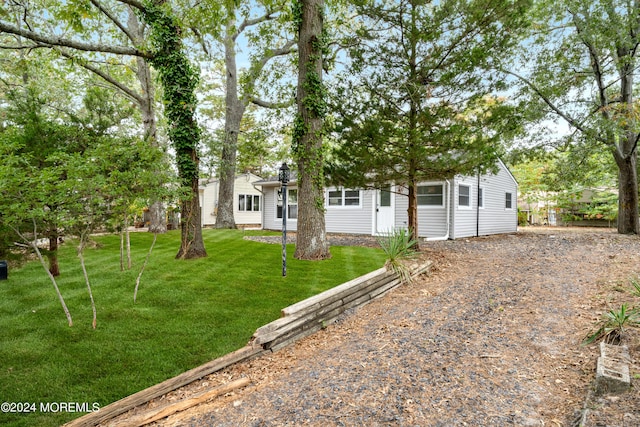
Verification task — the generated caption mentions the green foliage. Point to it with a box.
[291,0,303,31]
[628,276,640,298]
[584,274,640,345]
[583,303,640,345]
[0,229,385,426]
[327,0,530,191]
[302,68,327,118]
[512,0,640,233]
[141,1,201,188]
[376,228,418,284]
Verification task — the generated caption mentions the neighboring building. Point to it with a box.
[255,159,518,240]
[519,187,617,227]
[199,173,263,228]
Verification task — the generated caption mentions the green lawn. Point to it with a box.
[0,229,385,427]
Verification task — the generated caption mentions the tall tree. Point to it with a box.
[328,0,529,247]
[292,0,331,260]
[507,0,640,234]
[188,0,295,228]
[0,0,208,257]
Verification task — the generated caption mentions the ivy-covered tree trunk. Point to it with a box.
[141,1,206,259]
[293,0,330,260]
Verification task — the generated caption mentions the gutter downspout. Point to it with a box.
[476,172,480,237]
[252,182,266,229]
[426,179,451,241]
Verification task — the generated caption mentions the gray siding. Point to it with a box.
[325,188,374,234]
[259,159,517,238]
[416,182,449,238]
[477,161,518,235]
[262,185,298,231]
[450,160,518,238]
[395,183,449,238]
[451,176,479,239]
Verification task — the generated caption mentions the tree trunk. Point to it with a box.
[129,7,166,235]
[293,0,330,260]
[47,232,60,277]
[615,150,639,234]
[140,3,206,259]
[176,178,207,259]
[216,18,243,229]
[613,60,639,235]
[407,182,420,249]
[147,200,166,234]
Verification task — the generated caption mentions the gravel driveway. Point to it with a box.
[129,228,640,427]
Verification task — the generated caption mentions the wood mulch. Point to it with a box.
[108,227,639,427]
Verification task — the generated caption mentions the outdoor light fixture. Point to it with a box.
[278,162,290,185]
[279,163,290,277]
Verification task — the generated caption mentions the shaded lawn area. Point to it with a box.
[0,229,386,427]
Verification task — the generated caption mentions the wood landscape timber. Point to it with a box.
[63,346,264,427]
[252,262,431,350]
[116,377,251,427]
[65,261,432,427]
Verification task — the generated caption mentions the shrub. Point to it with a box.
[376,228,418,283]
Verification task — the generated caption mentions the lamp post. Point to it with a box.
[278,163,290,277]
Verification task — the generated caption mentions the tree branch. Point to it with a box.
[115,0,146,12]
[54,47,144,104]
[89,0,136,43]
[250,96,293,109]
[233,6,285,42]
[0,20,152,58]
[569,8,610,121]
[241,39,296,106]
[501,68,608,146]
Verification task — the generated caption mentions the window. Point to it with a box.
[505,192,513,209]
[277,189,298,219]
[478,187,484,209]
[458,185,471,208]
[326,188,361,207]
[238,194,261,212]
[328,190,342,206]
[417,184,444,207]
[380,186,391,207]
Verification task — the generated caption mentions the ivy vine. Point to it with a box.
[139,1,201,187]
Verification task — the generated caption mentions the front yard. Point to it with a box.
[0,229,386,427]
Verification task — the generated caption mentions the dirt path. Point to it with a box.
[120,228,640,427]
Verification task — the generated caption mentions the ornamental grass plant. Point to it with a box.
[376,227,419,284]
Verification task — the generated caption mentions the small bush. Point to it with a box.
[584,303,640,345]
[376,228,418,283]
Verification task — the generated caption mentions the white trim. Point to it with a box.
[417,182,446,209]
[505,191,514,210]
[458,184,472,210]
[237,194,261,212]
[325,188,363,209]
[426,179,451,241]
[374,185,396,235]
[275,188,298,222]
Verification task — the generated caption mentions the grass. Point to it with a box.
[0,229,385,427]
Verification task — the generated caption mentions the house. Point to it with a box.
[519,187,617,227]
[255,159,518,240]
[199,173,263,228]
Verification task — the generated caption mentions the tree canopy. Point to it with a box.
[508,0,640,234]
[327,0,530,245]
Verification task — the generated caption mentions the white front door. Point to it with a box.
[376,186,395,234]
